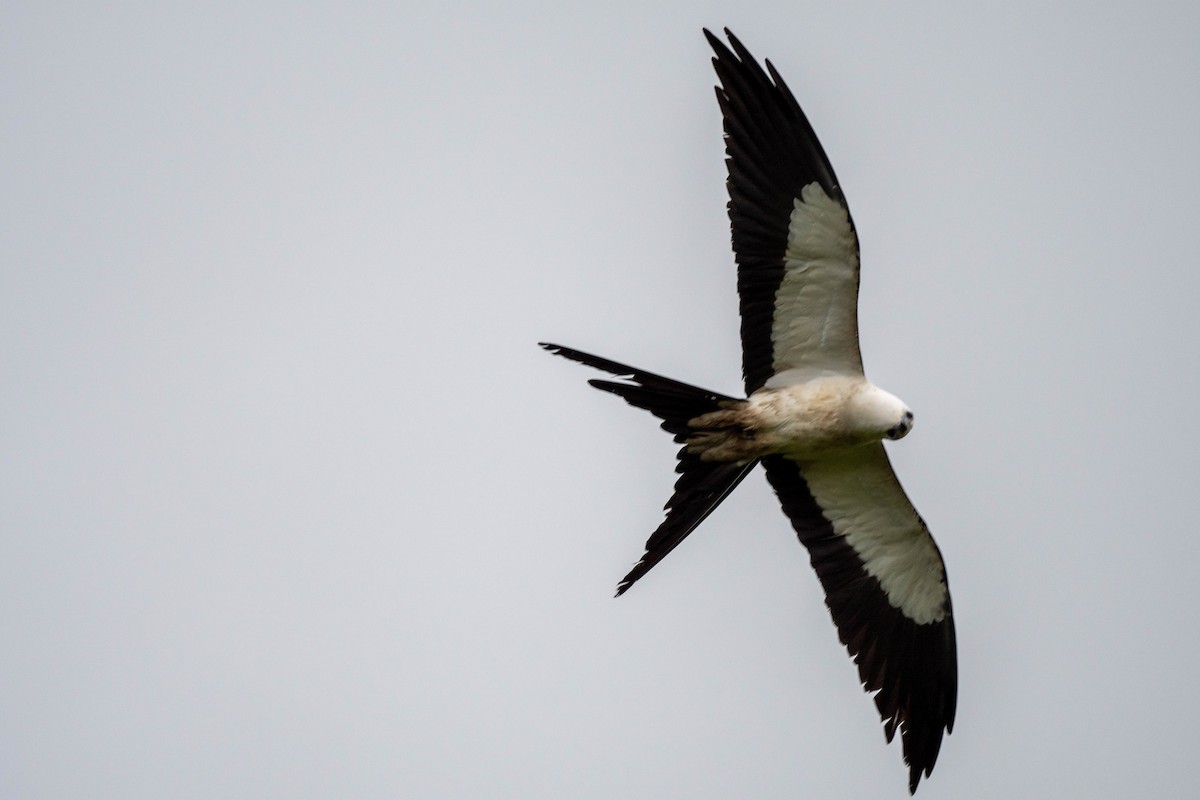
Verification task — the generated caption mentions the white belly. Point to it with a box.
[686,376,902,463]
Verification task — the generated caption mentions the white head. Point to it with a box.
[848,385,914,442]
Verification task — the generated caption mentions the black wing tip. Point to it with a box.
[703,28,751,72]
[702,26,741,47]
[907,755,941,794]
[896,688,954,794]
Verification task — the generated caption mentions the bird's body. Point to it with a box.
[687,376,912,463]
[541,29,956,794]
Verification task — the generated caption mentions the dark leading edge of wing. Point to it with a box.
[704,28,858,394]
[762,455,957,793]
[539,343,759,596]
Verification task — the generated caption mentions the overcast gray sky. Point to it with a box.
[4,2,1200,798]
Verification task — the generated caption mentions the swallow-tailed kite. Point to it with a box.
[540,29,955,793]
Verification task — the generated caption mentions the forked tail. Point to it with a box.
[540,343,759,594]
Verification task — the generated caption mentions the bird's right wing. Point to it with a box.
[706,28,864,393]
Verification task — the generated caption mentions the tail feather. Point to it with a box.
[616,454,756,595]
[540,342,759,594]
[540,343,739,438]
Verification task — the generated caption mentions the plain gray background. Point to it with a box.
[4,2,1199,797]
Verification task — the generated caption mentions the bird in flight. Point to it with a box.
[540,28,955,793]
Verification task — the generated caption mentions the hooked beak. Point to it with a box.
[887,410,914,440]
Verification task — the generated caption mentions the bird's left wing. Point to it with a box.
[762,445,957,793]
[706,29,863,394]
